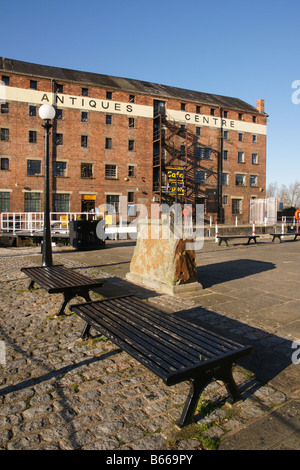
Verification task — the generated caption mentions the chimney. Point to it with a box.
[256,99,265,113]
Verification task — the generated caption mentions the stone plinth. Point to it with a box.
[126,220,202,295]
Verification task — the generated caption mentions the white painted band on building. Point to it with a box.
[3,86,267,135]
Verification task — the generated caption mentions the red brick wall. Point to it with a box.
[0,70,267,224]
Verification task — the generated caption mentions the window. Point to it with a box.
[81,163,93,178]
[27,160,41,175]
[210,108,215,116]
[195,170,206,184]
[106,91,112,100]
[55,83,63,93]
[181,103,186,111]
[53,161,67,177]
[252,153,258,164]
[250,175,258,187]
[224,130,229,140]
[106,194,119,213]
[1,158,9,170]
[0,192,10,211]
[82,87,88,96]
[55,133,63,145]
[223,195,228,205]
[25,192,41,212]
[128,117,135,128]
[54,193,70,212]
[128,165,135,177]
[29,105,36,117]
[204,147,211,159]
[29,131,37,143]
[128,192,134,203]
[56,109,63,119]
[128,140,135,151]
[129,94,135,103]
[238,151,244,163]
[221,173,228,185]
[196,105,201,114]
[232,198,242,214]
[105,137,112,149]
[238,113,243,120]
[81,135,88,147]
[105,164,117,179]
[81,112,88,122]
[1,103,8,114]
[180,144,185,156]
[1,128,9,141]
[235,174,245,186]
[196,126,201,136]
[253,116,257,123]
[30,80,37,90]
[223,111,228,118]
[106,114,112,125]
[1,76,9,86]
[195,146,203,159]
[238,133,243,142]
[252,135,257,143]
[223,150,228,160]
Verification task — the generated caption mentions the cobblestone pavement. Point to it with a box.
[0,238,299,451]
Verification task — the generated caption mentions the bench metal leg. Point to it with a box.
[81,322,92,339]
[177,364,243,428]
[216,365,242,404]
[28,279,35,290]
[57,290,92,316]
[177,377,210,428]
[57,293,74,316]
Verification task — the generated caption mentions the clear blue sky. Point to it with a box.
[1,0,300,188]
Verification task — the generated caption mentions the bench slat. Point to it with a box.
[22,266,102,293]
[111,296,236,358]
[76,301,190,372]
[118,296,240,352]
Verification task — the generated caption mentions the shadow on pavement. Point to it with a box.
[197,259,276,288]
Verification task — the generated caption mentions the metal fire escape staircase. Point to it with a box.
[153,110,216,206]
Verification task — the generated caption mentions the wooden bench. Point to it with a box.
[271,232,300,243]
[70,294,253,428]
[218,235,259,247]
[21,265,103,316]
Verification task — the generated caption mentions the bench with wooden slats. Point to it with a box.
[271,232,300,242]
[21,265,103,316]
[218,235,259,246]
[70,294,253,428]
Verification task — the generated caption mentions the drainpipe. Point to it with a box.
[217,108,224,223]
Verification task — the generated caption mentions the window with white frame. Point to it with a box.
[237,151,244,163]
[232,198,242,214]
[235,174,246,186]
[252,153,258,164]
[105,164,117,179]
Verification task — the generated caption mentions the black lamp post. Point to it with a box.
[39,104,56,267]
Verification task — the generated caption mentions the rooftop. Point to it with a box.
[1,57,263,115]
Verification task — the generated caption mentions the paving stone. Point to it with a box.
[0,241,300,450]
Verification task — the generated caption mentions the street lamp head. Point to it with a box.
[39,104,56,120]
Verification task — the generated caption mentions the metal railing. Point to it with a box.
[0,212,104,235]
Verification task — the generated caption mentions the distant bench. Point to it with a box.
[218,235,259,247]
[271,232,300,243]
[70,294,253,428]
[21,265,103,316]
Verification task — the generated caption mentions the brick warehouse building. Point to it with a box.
[0,57,267,225]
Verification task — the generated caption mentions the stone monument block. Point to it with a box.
[126,220,202,295]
